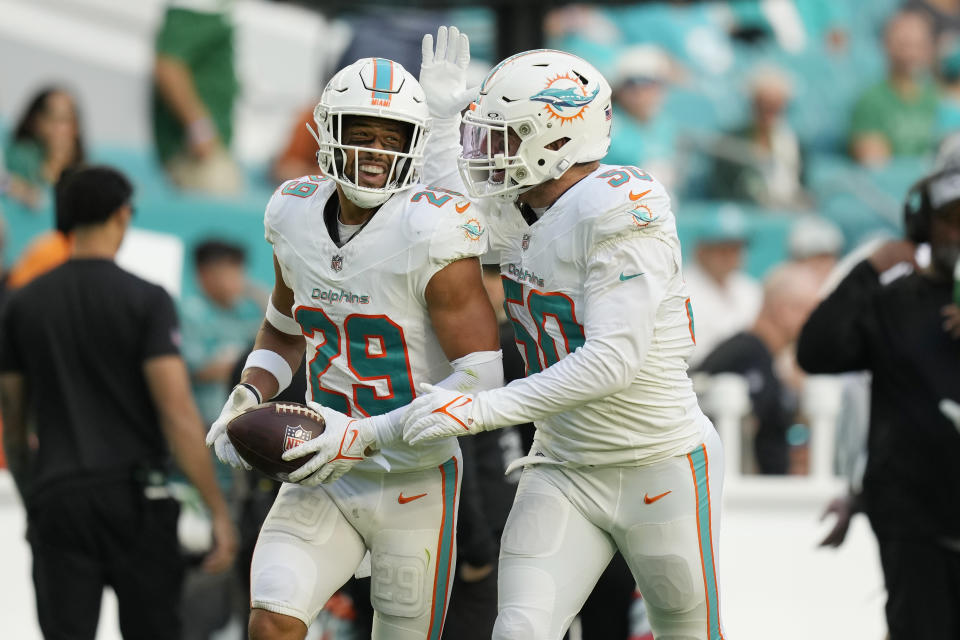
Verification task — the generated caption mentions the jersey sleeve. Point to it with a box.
[473,199,679,429]
[263,180,294,246]
[141,286,182,360]
[408,194,490,297]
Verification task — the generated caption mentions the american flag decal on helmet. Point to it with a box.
[605,106,612,121]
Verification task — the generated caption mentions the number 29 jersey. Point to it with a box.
[483,165,706,467]
[264,175,488,473]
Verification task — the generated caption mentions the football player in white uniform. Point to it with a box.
[403,45,728,640]
[203,43,503,640]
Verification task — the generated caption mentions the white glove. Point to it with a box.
[940,398,960,432]
[283,402,371,486]
[206,384,255,470]
[420,25,477,120]
[402,383,484,445]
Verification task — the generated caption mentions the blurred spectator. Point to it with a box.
[849,10,939,166]
[710,66,810,209]
[6,232,71,289]
[270,105,319,184]
[0,165,237,639]
[936,40,960,135]
[685,205,762,367]
[180,239,263,427]
[175,238,263,640]
[787,215,846,286]
[152,0,243,195]
[905,0,960,51]
[697,261,821,474]
[3,87,85,209]
[605,45,680,189]
[6,166,88,289]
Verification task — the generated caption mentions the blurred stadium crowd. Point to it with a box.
[1,0,958,637]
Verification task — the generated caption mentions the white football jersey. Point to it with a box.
[265,175,488,472]
[478,165,706,466]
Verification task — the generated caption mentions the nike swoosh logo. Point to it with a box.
[644,490,672,504]
[398,492,428,504]
[455,201,471,213]
[619,272,645,281]
[343,429,359,453]
[628,189,651,201]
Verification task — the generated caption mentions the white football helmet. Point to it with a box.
[458,49,612,199]
[311,58,430,208]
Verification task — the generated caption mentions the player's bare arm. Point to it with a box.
[426,256,500,359]
[143,355,238,574]
[0,372,31,501]
[206,255,304,470]
[241,255,306,401]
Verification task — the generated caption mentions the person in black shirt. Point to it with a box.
[798,166,960,640]
[698,261,821,474]
[0,166,237,640]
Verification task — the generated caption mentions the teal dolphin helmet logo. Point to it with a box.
[530,73,601,124]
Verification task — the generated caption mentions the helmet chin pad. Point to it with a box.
[341,183,392,209]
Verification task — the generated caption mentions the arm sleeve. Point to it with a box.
[474,232,672,429]
[142,287,181,360]
[796,259,878,374]
[421,115,466,192]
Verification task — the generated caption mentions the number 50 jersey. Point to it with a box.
[265,175,488,473]
[484,165,707,467]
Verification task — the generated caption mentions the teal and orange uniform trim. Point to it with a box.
[425,456,459,639]
[687,443,724,639]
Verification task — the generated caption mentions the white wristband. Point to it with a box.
[244,349,294,394]
[266,297,302,336]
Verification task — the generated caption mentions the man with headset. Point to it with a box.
[797,167,960,639]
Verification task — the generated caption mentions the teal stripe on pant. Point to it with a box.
[689,444,723,640]
[427,456,458,640]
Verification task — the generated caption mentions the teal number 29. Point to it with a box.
[295,307,416,416]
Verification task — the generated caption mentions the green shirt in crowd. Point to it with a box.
[849,77,939,157]
[152,6,239,164]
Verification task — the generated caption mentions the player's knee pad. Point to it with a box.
[260,484,338,545]
[250,543,317,623]
[369,529,432,619]
[500,487,570,557]
[624,518,703,613]
[492,607,544,640]
[494,564,558,640]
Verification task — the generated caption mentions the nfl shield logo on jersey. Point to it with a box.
[284,425,312,452]
[331,255,343,272]
[522,234,531,251]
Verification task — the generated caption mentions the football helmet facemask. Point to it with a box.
[310,58,430,209]
[458,49,612,199]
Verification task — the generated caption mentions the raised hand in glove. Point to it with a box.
[402,383,485,445]
[205,384,256,470]
[283,403,374,485]
[420,25,476,119]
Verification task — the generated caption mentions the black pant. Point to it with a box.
[28,480,184,640]
[878,536,960,640]
[442,563,498,639]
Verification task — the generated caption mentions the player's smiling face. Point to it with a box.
[340,116,410,189]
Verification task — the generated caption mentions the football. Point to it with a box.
[226,402,326,482]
